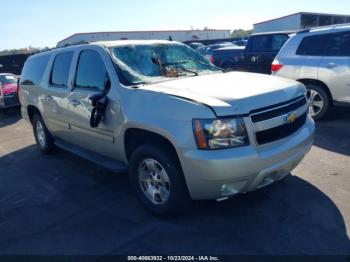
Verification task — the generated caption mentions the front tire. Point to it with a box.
[32,114,55,154]
[306,84,330,120]
[129,144,190,217]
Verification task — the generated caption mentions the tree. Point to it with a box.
[231,29,253,38]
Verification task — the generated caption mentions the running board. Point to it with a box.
[54,139,128,173]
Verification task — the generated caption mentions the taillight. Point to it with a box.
[271,63,283,72]
[210,55,215,64]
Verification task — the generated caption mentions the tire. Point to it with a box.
[32,113,55,154]
[305,84,330,120]
[129,143,191,217]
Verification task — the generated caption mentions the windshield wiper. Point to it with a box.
[176,67,199,76]
[198,61,226,73]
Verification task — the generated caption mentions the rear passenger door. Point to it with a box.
[318,31,350,102]
[42,51,73,139]
[66,48,115,155]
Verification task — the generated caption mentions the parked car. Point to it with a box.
[272,25,350,120]
[211,46,245,71]
[197,42,235,61]
[243,31,292,74]
[19,40,314,216]
[0,73,20,112]
[188,42,205,49]
[233,40,247,47]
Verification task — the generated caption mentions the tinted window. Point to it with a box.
[319,15,332,26]
[296,35,327,56]
[247,35,270,52]
[20,55,50,86]
[75,50,107,90]
[272,34,289,51]
[50,52,73,87]
[301,14,318,29]
[324,31,350,56]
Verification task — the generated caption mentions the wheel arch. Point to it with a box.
[297,78,333,105]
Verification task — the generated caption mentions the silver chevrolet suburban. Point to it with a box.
[19,40,315,216]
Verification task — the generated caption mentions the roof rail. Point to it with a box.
[58,40,91,48]
[297,23,350,34]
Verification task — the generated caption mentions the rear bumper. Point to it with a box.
[0,94,20,109]
[179,115,315,200]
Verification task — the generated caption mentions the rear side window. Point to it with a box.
[20,55,50,86]
[75,50,108,90]
[50,52,73,87]
[272,34,289,51]
[297,32,350,56]
[296,35,326,56]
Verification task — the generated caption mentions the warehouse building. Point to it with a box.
[57,29,231,47]
[254,12,350,33]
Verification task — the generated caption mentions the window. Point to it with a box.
[272,34,289,51]
[319,15,332,26]
[296,35,327,56]
[247,35,270,52]
[333,16,346,25]
[75,50,108,90]
[50,52,73,87]
[324,31,350,56]
[301,14,318,29]
[20,55,50,86]
[0,74,17,84]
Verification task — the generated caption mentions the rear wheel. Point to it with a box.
[129,144,190,217]
[32,114,55,154]
[306,84,330,120]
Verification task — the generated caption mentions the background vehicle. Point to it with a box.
[188,42,205,49]
[233,40,247,47]
[0,73,20,112]
[272,24,350,120]
[211,46,245,71]
[243,32,292,74]
[197,42,236,61]
[19,40,314,216]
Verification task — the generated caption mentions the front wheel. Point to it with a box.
[129,144,191,217]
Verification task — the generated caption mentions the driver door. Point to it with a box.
[66,48,115,156]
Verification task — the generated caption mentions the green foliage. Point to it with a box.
[0,47,50,56]
[231,29,253,38]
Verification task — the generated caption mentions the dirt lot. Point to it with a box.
[0,108,349,255]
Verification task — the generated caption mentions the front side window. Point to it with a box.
[325,31,350,57]
[110,43,220,86]
[75,50,108,90]
[50,52,73,87]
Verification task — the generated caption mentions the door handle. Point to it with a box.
[69,99,81,107]
[43,95,53,102]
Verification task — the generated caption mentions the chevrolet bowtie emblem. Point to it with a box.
[286,112,298,124]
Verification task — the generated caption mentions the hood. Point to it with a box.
[2,83,18,96]
[141,72,305,116]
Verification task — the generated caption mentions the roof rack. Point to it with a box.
[60,40,91,48]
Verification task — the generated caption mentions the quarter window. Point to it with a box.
[75,50,108,90]
[296,35,326,56]
[50,52,73,87]
[20,55,50,86]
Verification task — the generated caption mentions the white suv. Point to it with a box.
[272,24,350,120]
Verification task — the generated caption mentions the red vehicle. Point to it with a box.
[0,73,20,112]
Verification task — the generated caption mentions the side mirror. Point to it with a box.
[88,92,107,128]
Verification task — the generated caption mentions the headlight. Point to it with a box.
[193,117,249,150]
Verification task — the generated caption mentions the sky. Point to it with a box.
[1,0,350,50]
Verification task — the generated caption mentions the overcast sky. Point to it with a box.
[1,0,350,50]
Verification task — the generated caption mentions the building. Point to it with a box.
[57,29,231,47]
[0,54,30,75]
[254,12,350,33]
